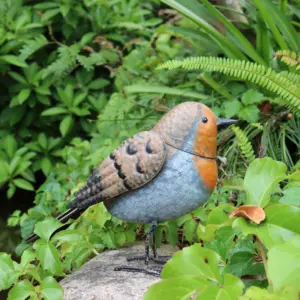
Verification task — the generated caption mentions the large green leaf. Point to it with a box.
[144,276,210,300]
[268,237,300,292]
[34,218,62,241]
[7,280,35,300]
[13,178,34,191]
[280,187,300,206]
[162,244,221,282]
[144,245,244,300]
[240,285,298,300]
[33,240,64,276]
[40,277,64,300]
[244,158,287,207]
[0,253,20,291]
[59,115,74,137]
[233,204,300,248]
[41,107,68,116]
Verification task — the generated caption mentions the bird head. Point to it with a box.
[153,102,237,159]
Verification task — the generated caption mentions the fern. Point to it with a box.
[158,57,300,113]
[280,71,300,88]
[232,126,255,163]
[77,53,106,71]
[41,45,80,79]
[19,35,48,61]
[274,50,300,69]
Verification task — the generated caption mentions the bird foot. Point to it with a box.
[127,255,171,264]
[114,265,163,276]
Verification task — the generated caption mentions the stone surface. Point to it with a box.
[60,242,178,300]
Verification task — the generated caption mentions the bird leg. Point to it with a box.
[114,222,171,276]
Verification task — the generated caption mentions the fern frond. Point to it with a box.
[41,45,79,79]
[232,126,255,163]
[274,50,300,69]
[19,35,48,61]
[77,53,106,71]
[280,71,300,88]
[158,57,300,113]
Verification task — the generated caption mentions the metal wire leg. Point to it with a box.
[114,222,168,275]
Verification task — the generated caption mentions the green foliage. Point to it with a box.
[146,157,300,299]
[1,0,300,299]
[158,56,300,113]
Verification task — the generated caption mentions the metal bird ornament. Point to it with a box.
[26,102,236,275]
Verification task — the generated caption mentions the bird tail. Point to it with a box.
[25,207,82,243]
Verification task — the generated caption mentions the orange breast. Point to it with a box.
[194,158,218,191]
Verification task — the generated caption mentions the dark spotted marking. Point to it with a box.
[146,142,152,154]
[123,179,132,190]
[204,258,208,264]
[127,143,137,155]
[114,161,121,170]
[118,170,126,179]
[110,152,116,160]
[136,162,144,174]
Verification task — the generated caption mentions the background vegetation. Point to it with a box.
[1,0,300,299]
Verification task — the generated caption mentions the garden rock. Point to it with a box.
[60,242,178,300]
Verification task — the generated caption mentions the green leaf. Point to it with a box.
[17,89,31,105]
[3,135,17,158]
[183,219,197,243]
[41,107,68,116]
[253,0,299,51]
[37,133,48,149]
[0,161,10,183]
[34,218,62,241]
[20,249,36,267]
[0,55,28,67]
[59,115,74,137]
[162,244,221,282]
[7,183,16,199]
[244,158,287,207]
[144,276,210,300]
[40,277,64,300]
[8,72,27,84]
[41,157,52,175]
[73,93,87,107]
[240,285,299,300]
[88,78,110,90]
[125,84,207,100]
[223,100,241,119]
[161,0,247,60]
[33,240,64,276]
[52,230,85,243]
[268,236,300,292]
[7,280,35,300]
[0,253,19,291]
[241,90,265,106]
[238,105,260,123]
[233,204,300,249]
[13,178,34,191]
[280,187,300,206]
[79,32,96,46]
[200,0,265,65]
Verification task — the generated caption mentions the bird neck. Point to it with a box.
[193,127,217,159]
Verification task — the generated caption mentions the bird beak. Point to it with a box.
[217,118,237,129]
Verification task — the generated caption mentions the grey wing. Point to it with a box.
[68,131,167,210]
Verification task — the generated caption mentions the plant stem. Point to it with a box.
[256,236,270,286]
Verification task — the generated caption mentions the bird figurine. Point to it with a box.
[26,101,236,275]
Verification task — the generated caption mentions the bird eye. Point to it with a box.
[202,117,208,123]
